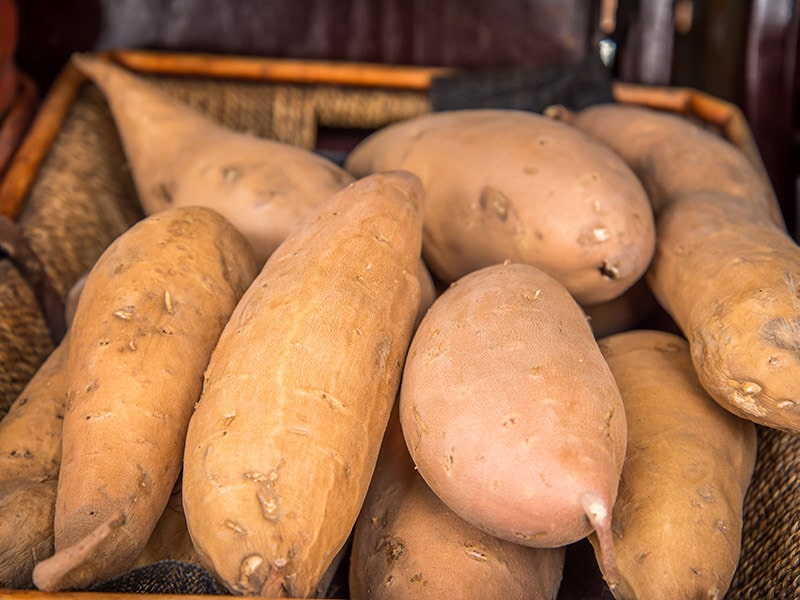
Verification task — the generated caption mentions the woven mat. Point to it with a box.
[727,426,800,598]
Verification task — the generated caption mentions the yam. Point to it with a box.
[596,330,757,599]
[181,171,425,597]
[0,336,68,588]
[560,103,800,432]
[399,261,626,587]
[346,109,655,305]
[0,274,86,587]
[32,206,258,591]
[72,53,354,266]
[350,408,565,600]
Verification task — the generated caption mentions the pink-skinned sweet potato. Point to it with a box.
[350,408,566,600]
[399,261,627,589]
[346,109,655,305]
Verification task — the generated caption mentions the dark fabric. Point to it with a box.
[88,561,226,595]
[429,53,615,114]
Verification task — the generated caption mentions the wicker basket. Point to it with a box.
[0,50,796,600]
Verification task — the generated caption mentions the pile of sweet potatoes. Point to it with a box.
[1,54,796,599]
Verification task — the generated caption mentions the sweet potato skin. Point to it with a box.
[566,104,800,433]
[72,53,354,266]
[182,171,425,598]
[0,336,68,588]
[32,206,258,591]
[346,109,655,305]
[350,409,565,600]
[399,262,626,567]
[596,330,757,600]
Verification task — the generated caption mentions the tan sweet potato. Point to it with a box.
[71,53,354,266]
[345,109,655,305]
[0,335,68,588]
[0,273,87,588]
[32,206,258,591]
[182,171,425,597]
[399,261,627,587]
[132,480,199,569]
[559,103,800,433]
[596,330,757,600]
[350,408,565,600]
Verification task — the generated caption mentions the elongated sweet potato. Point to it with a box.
[350,408,565,600]
[558,103,800,433]
[71,53,354,266]
[0,335,68,588]
[399,261,626,587]
[596,330,757,600]
[32,206,258,591]
[346,109,655,305]
[182,171,425,597]
[0,274,86,588]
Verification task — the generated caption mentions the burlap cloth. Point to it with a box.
[1,62,797,598]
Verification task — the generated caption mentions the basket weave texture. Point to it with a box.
[1,67,798,599]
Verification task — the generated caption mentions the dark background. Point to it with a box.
[8,0,800,234]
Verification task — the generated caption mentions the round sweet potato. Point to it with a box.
[346,109,655,305]
[399,261,626,586]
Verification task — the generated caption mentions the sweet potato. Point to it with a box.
[0,274,86,588]
[596,330,757,600]
[0,335,68,588]
[399,261,627,587]
[132,480,199,569]
[557,103,800,433]
[182,170,425,597]
[345,109,655,305]
[71,53,354,266]
[350,408,565,600]
[32,205,258,591]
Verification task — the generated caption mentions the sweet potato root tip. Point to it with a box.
[32,510,125,592]
[582,492,619,589]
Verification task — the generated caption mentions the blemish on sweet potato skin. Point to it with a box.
[760,317,800,358]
